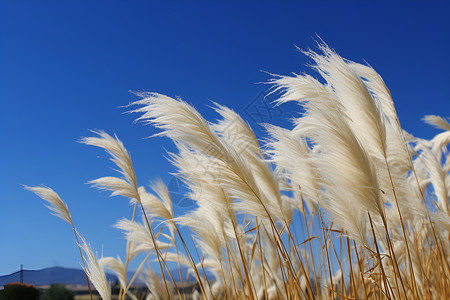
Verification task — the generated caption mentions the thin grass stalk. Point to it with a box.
[175,226,209,298]
[125,251,152,292]
[338,233,345,298]
[229,240,247,297]
[219,189,244,298]
[223,238,239,299]
[228,215,256,299]
[172,239,186,300]
[383,156,420,298]
[138,203,180,300]
[393,98,450,294]
[377,205,408,299]
[119,201,138,300]
[284,224,302,300]
[299,206,320,300]
[271,223,291,299]
[217,254,230,300]
[187,229,215,299]
[256,217,269,300]
[276,225,306,300]
[346,237,357,299]
[72,226,94,300]
[221,154,317,299]
[353,240,369,300]
[319,209,335,300]
[222,160,309,298]
[30,47,450,300]
[188,228,212,294]
[326,229,347,297]
[273,224,300,300]
[265,215,315,299]
[248,226,265,298]
[200,254,216,300]
[368,212,392,299]
[278,220,309,295]
[436,236,449,298]
[285,222,315,299]
[231,215,259,298]
[416,223,432,300]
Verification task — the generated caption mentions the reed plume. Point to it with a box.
[28,43,450,300]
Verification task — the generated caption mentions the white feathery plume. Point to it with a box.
[211,102,263,158]
[115,218,170,254]
[195,185,237,239]
[430,132,450,157]
[211,103,289,222]
[177,143,286,222]
[270,73,326,106]
[162,252,191,268]
[431,210,450,232]
[408,152,432,199]
[25,186,73,224]
[418,148,449,214]
[211,277,225,298]
[445,153,450,201]
[142,264,173,300]
[378,122,424,223]
[81,130,178,294]
[175,206,224,263]
[243,151,288,223]
[348,62,422,222]
[305,45,387,162]
[272,69,380,243]
[126,291,139,300]
[417,120,450,163]
[280,194,295,226]
[191,290,201,300]
[348,62,397,124]
[265,125,319,216]
[169,145,233,222]
[100,256,127,291]
[382,122,413,181]
[25,185,102,297]
[139,186,173,221]
[130,92,227,160]
[89,177,139,200]
[81,130,139,203]
[423,115,450,132]
[444,151,450,174]
[132,93,287,222]
[172,145,257,295]
[126,238,140,263]
[169,143,221,187]
[79,236,111,300]
[258,226,286,299]
[149,179,174,219]
[303,103,377,243]
[198,258,230,297]
[348,62,421,221]
[400,229,425,289]
[220,157,286,222]
[171,144,251,291]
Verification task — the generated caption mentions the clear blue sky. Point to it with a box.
[1,1,449,275]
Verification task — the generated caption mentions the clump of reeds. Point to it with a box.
[27,43,450,300]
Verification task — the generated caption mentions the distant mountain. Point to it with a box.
[0,266,117,286]
[0,265,198,287]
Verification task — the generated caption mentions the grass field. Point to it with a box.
[29,44,450,299]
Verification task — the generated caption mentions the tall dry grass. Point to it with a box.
[28,44,450,299]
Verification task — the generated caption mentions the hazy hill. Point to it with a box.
[0,265,195,287]
[0,266,116,286]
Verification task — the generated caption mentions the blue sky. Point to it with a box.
[1,1,449,275]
